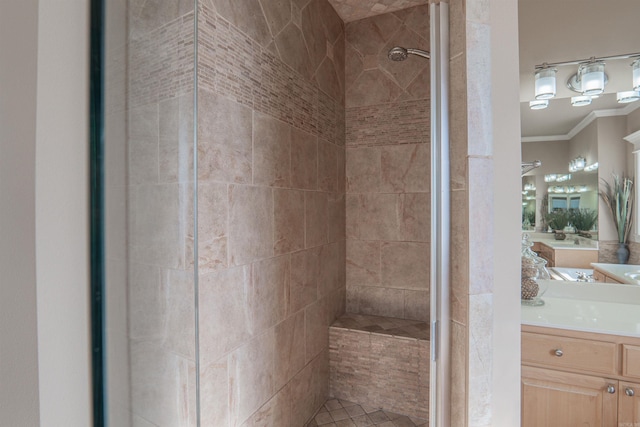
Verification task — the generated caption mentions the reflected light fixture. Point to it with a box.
[571,96,592,107]
[529,99,549,110]
[633,59,640,91]
[544,174,557,182]
[584,162,599,172]
[569,156,586,172]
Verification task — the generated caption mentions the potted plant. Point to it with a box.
[599,174,634,264]
[569,208,598,238]
[545,210,570,239]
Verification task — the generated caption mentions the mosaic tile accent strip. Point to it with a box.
[346,100,429,147]
[306,398,428,426]
[328,0,429,22]
[198,4,346,146]
[129,12,195,107]
[329,314,429,419]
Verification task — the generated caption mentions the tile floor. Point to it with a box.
[305,398,428,427]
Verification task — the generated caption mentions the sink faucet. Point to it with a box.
[575,271,594,282]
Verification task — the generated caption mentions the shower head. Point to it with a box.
[387,46,430,61]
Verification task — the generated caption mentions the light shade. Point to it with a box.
[633,59,640,91]
[579,62,605,95]
[571,95,592,107]
[535,68,557,99]
[617,90,640,103]
[529,99,549,110]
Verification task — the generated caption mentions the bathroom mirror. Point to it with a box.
[518,0,640,244]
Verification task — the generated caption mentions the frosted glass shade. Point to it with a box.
[633,59,640,91]
[579,62,605,95]
[617,91,640,103]
[534,68,557,99]
[571,95,592,106]
[529,99,549,109]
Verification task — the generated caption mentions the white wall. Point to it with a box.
[491,0,522,425]
[35,0,91,425]
[0,0,91,425]
[0,1,41,425]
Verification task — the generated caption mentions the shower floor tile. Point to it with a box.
[305,398,428,427]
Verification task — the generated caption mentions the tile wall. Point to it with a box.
[449,0,495,425]
[196,0,346,426]
[344,5,431,321]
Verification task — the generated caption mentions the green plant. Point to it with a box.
[569,208,598,232]
[600,174,634,244]
[546,210,570,231]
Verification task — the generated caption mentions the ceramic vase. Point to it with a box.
[616,242,630,264]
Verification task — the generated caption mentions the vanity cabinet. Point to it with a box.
[522,325,640,426]
[534,242,598,269]
[592,267,625,284]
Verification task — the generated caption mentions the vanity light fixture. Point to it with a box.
[556,174,571,183]
[569,156,586,172]
[571,95,592,107]
[578,185,588,193]
[616,90,640,103]
[524,183,536,191]
[530,52,640,108]
[529,99,549,110]
[584,162,599,172]
[534,67,557,99]
[544,174,557,182]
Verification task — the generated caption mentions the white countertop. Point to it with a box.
[521,281,640,337]
[591,262,640,285]
[523,232,598,251]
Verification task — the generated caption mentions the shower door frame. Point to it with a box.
[429,3,451,427]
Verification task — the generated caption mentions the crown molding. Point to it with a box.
[522,101,640,143]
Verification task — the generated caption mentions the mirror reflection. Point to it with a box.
[518,0,640,279]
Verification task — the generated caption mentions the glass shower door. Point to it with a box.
[95,0,198,425]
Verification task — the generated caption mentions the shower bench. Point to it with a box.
[328,313,430,420]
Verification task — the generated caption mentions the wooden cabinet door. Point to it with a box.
[619,381,640,426]
[522,366,617,427]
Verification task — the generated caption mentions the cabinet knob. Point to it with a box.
[607,385,616,394]
[554,349,563,357]
[625,388,635,397]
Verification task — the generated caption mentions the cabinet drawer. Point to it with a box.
[522,332,618,375]
[593,270,606,282]
[623,345,640,379]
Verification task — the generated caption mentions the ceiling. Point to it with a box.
[519,0,640,139]
[327,0,428,23]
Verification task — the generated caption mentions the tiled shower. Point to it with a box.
[103,0,431,425]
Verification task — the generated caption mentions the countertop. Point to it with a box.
[523,231,598,251]
[521,280,640,337]
[591,262,640,285]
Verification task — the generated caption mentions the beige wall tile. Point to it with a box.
[274,189,305,255]
[229,330,276,425]
[305,191,329,248]
[198,90,253,184]
[404,289,429,321]
[291,128,318,190]
[466,23,493,157]
[212,0,272,48]
[355,193,400,241]
[305,297,329,363]
[449,55,468,191]
[250,255,290,335]
[229,185,274,266]
[327,192,346,243]
[468,157,494,294]
[450,320,468,427]
[274,311,306,390]
[161,268,196,359]
[318,242,341,297]
[197,182,228,271]
[381,143,429,193]
[290,350,329,426]
[346,285,405,318]
[346,239,381,287]
[198,266,252,367]
[128,262,164,341]
[240,384,292,427]
[253,112,291,187]
[318,139,339,192]
[200,358,229,427]
[399,192,430,242]
[450,189,469,325]
[290,247,320,313]
[346,146,381,193]
[381,242,429,290]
